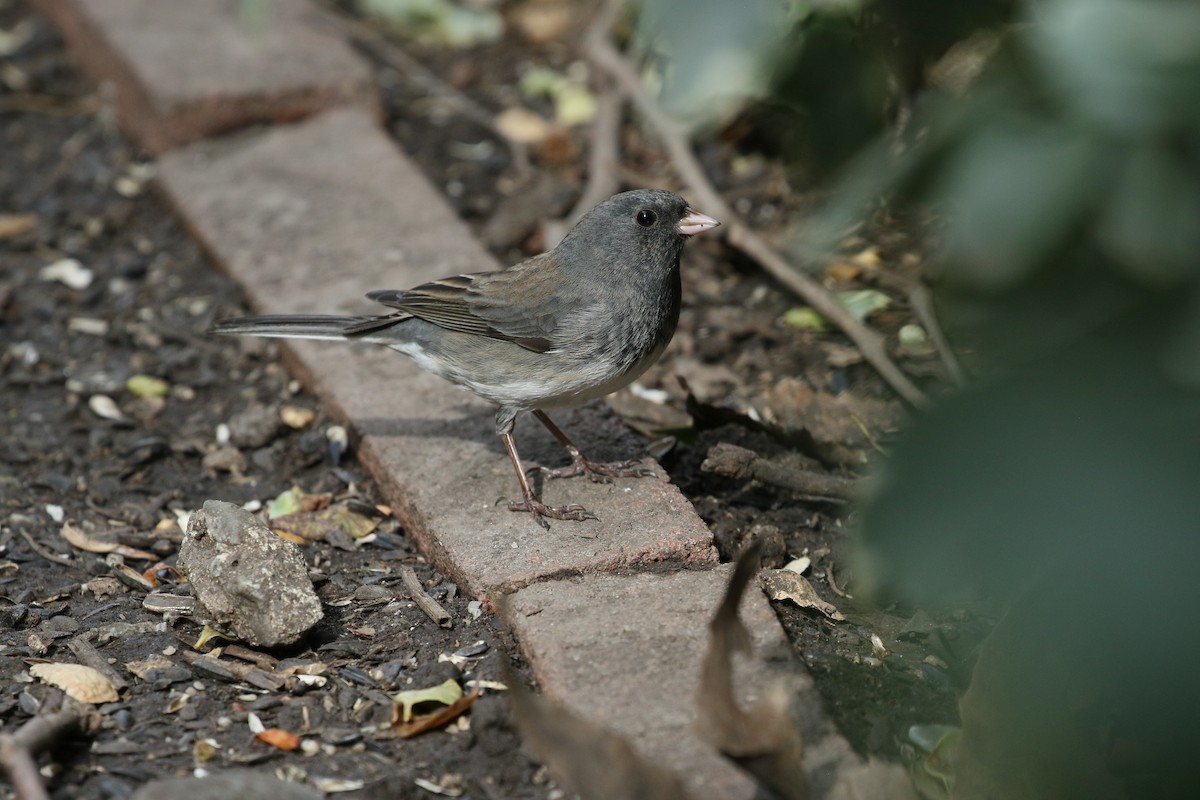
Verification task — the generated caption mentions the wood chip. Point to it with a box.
[399,566,452,628]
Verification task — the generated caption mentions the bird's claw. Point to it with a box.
[507,496,599,529]
[535,458,657,484]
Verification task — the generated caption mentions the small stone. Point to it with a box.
[228,404,284,449]
[88,394,126,421]
[127,767,324,800]
[177,500,323,647]
[40,258,93,289]
[201,446,247,474]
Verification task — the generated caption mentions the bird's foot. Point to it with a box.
[507,495,599,530]
[534,456,657,484]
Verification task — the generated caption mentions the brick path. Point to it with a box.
[33,1,867,795]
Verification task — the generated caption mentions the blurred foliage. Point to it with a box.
[830,1,1200,795]
[357,0,503,46]
[642,0,1200,795]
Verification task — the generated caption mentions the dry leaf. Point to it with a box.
[29,662,120,703]
[392,678,463,723]
[759,569,844,620]
[0,213,37,240]
[88,394,124,421]
[272,502,379,542]
[697,542,808,800]
[494,107,551,144]
[125,655,176,679]
[279,404,315,429]
[61,522,158,561]
[255,727,302,751]
[392,683,480,738]
[507,669,689,799]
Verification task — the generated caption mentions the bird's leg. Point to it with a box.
[501,431,598,529]
[531,410,657,483]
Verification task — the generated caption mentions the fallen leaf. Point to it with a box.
[272,502,379,542]
[266,486,332,519]
[697,542,808,800]
[88,394,125,421]
[29,662,120,703]
[510,0,573,43]
[393,683,480,738]
[125,655,176,679]
[413,776,463,797]
[255,727,302,751]
[783,556,811,575]
[495,106,551,144]
[759,569,844,620]
[126,374,170,398]
[310,778,365,793]
[823,260,863,282]
[392,678,463,723]
[783,306,829,331]
[279,404,315,429]
[837,289,891,320]
[61,522,158,560]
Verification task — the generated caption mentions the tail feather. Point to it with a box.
[208,314,375,341]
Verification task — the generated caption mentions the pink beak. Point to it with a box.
[678,208,721,237]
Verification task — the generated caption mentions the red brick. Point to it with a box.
[31,0,377,152]
[155,108,719,596]
[506,567,863,799]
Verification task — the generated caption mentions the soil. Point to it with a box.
[1,1,978,797]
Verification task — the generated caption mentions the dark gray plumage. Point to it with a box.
[210,189,719,527]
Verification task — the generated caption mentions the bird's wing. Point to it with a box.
[366,257,568,354]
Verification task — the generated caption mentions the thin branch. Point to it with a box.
[17,528,74,567]
[0,707,88,800]
[701,443,858,503]
[585,2,928,407]
[567,82,623,226]
[907,283,966,386]
[399,566,453,628]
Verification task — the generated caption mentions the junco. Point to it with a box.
[210,189,719,528]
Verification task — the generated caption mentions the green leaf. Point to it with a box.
[266,486,304,519]
[783,307,828,330]
[126,374,169,398]
[836,289,890,320]
[392,678,463,722]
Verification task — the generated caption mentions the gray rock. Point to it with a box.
[130,769,324,800]
[178,500,323,647]
[228,403,283,449]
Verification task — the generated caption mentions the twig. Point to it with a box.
[542,83,623,247]
[67,637,128,690]
[701,443,858,503]
[564,1,627,224]
[399,566,453,628]
[0,707,88,800]
[17,529,74,567]
[567,82,623,226]
[826,562,852,599]
[585,1,928,408]
[868,266,965,387]
[907,283,966,386]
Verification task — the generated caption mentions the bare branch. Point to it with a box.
[585,2,929,407]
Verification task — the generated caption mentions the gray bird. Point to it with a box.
[210,189,719,527]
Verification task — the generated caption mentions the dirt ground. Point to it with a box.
[1,2,976,797]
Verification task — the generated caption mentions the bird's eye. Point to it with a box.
[635,209,657,227]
